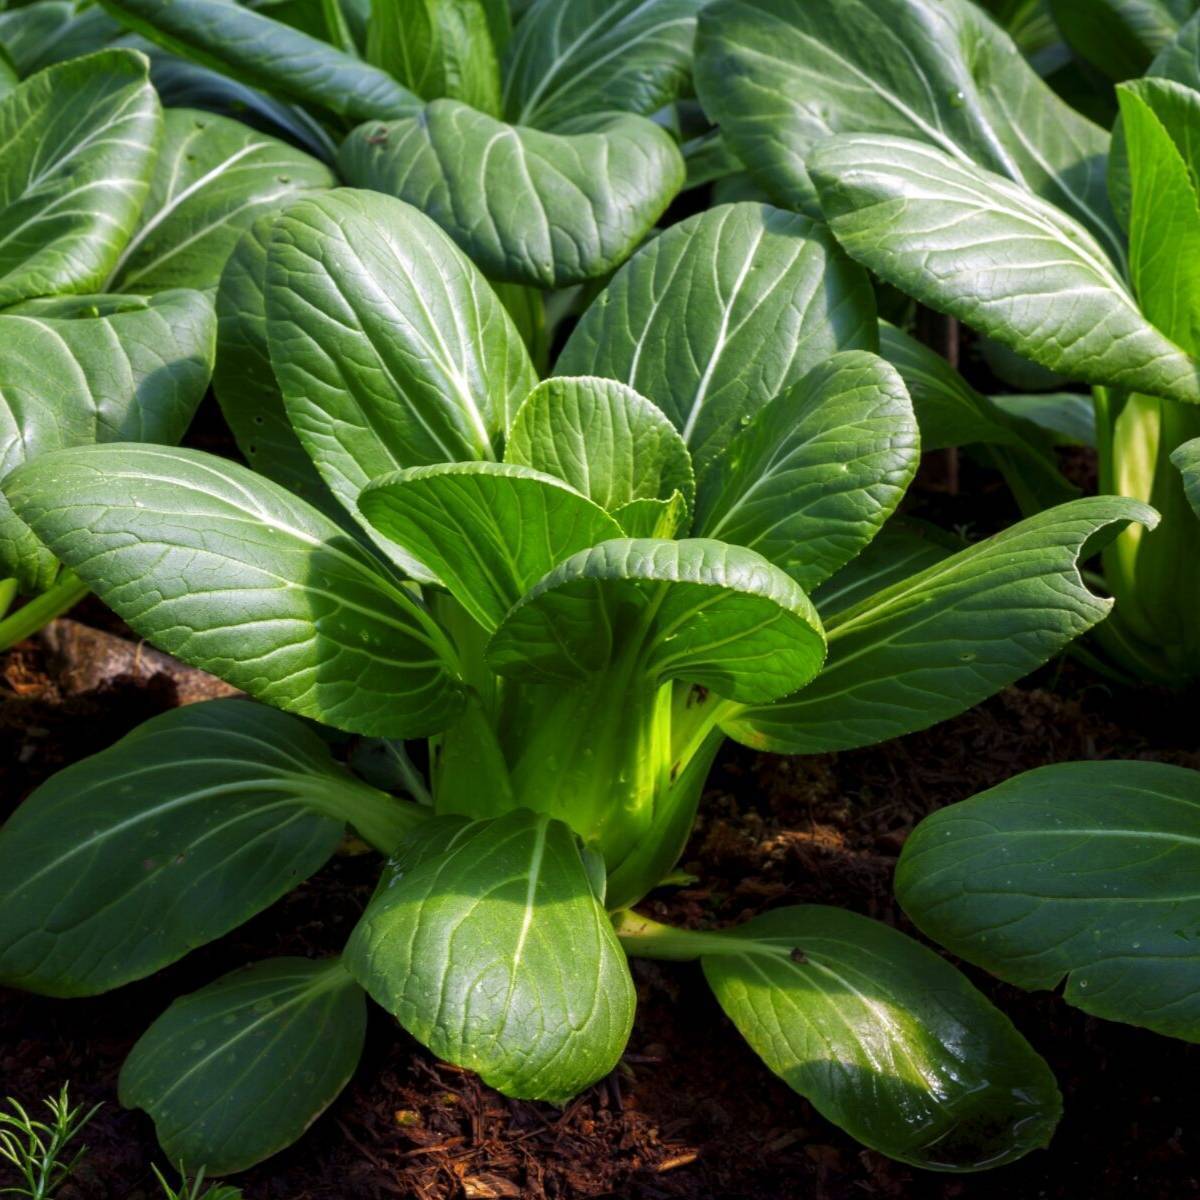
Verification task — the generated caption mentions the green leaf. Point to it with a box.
[0,3,123,75]
[359,462,624,632]
[1149,6,1200,86]
[486,538,827,704]
[501,0,706,130]
[338,101,684,288]
[505,376,695,516]
[611,492,687,538]
[556,203,877,479]
[264,189,536,535]
[3,444,466,737]
[810,135,1200,406]
[694,0,1121,259]
[97,0,419,122]
[693,350,918,591]
[725,496,1158,753]
[1118,79,1200,353]
[345,809,635,1104]
[106,107,334,293]
[367,0,501,115]
[989,393,1097,448]
[120,957,366,1173]
[897,760,1200,1042]
[700,906,1061,1170]
[1050,0,1192,80]
[0,701,364,996]
[0,48,160,307]
[0,289,214,591]
[213,217,341,519]
[1172,435,1200,516]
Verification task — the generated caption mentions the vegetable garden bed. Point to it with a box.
[3,0,1200,1196]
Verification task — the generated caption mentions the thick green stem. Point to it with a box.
[0,578,16,622]
[0,570,89,652]
[611,910,737,960]
[294,776,430,856]
[321,0,357,54]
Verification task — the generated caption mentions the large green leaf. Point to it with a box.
[487,538,826,704]
[213,217,339,520]
[556,203,877,478]
[897,760,1200,1042]
[97,0,419,122]
[3,444,466,737]
[1050,0,1194,80]
[699,907,1061,1170]
[345,809,635,1104]
[0,289,214,591]
[367,0,501,115]
[0,701,385,996]
[265,190,536,535]
[810,135,1200,406]
[1173,435,1200,515]
[694,0,1121,260]
[1149,6,1200,85]
[501,0,706,130]
[338,101,684,288]
[0,3,123,75]
[505,376,695,516]
[725,496,1157,752]
[121,957,366,1174]
[360,462,624,631]
[1118,79,1200,353]
[106,107,334,293]
[0,48,160,307]
[693,350,918,591]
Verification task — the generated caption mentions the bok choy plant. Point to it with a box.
[0,191,1155,1175]
[697,0,1200,685]
[92,0,701,289]
[0,47,334,648]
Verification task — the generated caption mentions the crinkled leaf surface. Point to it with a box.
[106,107,334,293]
[725,497,1157,752]
[487,538,826,704]
[360,462,624,631]
[338,101,684,288]
[0,289,214,591]
[810,136,1200,405]
[502,0,706,130]
[345,809,634,1104]
[3,444,465,737]
[97,0,419,121]
[556,202,877,478]
[265,190,535,531]
[701,906,1061,1170]
[0,700,353,996]
[505,376,695,515]
[898,760,1200,1042]
[694,0,1121,259]
[0,48,160,307]
[693,350,918,591]
[120,957,366,1174]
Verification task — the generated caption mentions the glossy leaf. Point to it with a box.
[694,0,1121,259]
[810,135,1200,406]
[121,957,366,1174]
[693,350,919,591]
[0,3,122,75]
[487,538,827,704]
[1172,435,1200,516]
[360,462,624,632]
[898,760,1200,1042]
[1050,0,1193,79]
[557,203,877,478]
[338,101,684,288]
[107,107,334,293]
[345,809,635,1104]
[505,376,695,515]
[725,497,1157,752]
[502,0,706,130]
[3,444,466,738]
[701,906,1061,1170]
[97,0,419,122]
[0,701,364,996]
[612,492,687,538]
[1149,7,1200,86]
[265,189,535,532]
[0,48,160,307]
[0,290,214,591]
